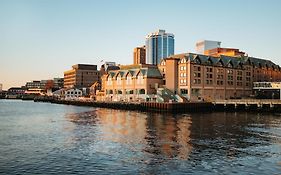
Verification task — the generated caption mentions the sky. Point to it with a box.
[1,0,281,90]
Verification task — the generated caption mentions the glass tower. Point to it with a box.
[145,29,174,65]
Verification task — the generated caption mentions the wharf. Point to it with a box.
[213,99,281,112]
[34,97,281,113]
[34,97,213,113]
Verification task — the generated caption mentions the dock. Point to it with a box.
[34,97,281,113]
[213,99,281,112]
[34,97,213,113]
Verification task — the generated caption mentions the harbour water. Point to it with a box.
[0,100,281,174]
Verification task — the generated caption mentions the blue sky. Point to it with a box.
[1,0,281,89]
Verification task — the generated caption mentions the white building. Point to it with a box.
[196,40,221,54]
[64,88,83,100]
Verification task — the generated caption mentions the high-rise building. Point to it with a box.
[196,40,221,54]
[0,83,2,92]
[64,64,100,88]
[133,46,146,64]
[145,29,174,65]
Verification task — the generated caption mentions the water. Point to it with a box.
[0,100,281,174]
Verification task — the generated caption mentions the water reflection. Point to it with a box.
[65,109,193,160]
[1,100,281,174]
[65,110,281,161]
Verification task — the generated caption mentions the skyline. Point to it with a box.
[1,0,281,90]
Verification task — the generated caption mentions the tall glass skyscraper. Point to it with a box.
[145,29,174,65]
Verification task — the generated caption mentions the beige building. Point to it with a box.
[100,64,163,102]
[159,53,281,101]
[133,46,146,64]
[64,64,100,89]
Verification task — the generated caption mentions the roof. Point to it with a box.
[106,66,162,79]
[161,53,280,69]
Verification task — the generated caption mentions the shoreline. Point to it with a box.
[33,97,281,113]
[34,98,213,113]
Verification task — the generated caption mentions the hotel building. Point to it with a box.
[64,64,100,89]
[158,53,281,101]
[146,29,174,65]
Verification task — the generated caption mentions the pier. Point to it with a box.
[34,97,281,113]
[213,99,281,112]
[34,97,213,113]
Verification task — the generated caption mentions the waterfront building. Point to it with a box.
[53,78,64,89]
[64,64,100,89]
[133,46,146,64]
[24,88,45,96]
[100,64,163,102]
[253,82,281,99]
[0,83,2,92]
[6,87,26,99]
[158,53,281,101]
[204,47,245,57]
[145,29,174,65]
[64,88,83,100]
[196,40,221,54]
[26,81,41,89]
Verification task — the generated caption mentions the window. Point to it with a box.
[126,75,132,85]
[180,89,188,94]
[117,76,122,85]
[107,77,112,85]
[137,75,144,84]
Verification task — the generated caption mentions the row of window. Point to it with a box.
[106,89,146,95]
[66,91,82,95]
[107,77,144,85]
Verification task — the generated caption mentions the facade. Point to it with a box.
[64,88,83,100]
[7,87,26,95]
[101,64,163,102]
[53,78,64,89]
[145,29,174,65]
[25,78,63,91]
[205,48,245,57]
[196,40,221,54]
[253,82,281,99]
[26,81,41,89]
[64,64,100,89]
[159,53,281,101]
[133,46,146,64]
